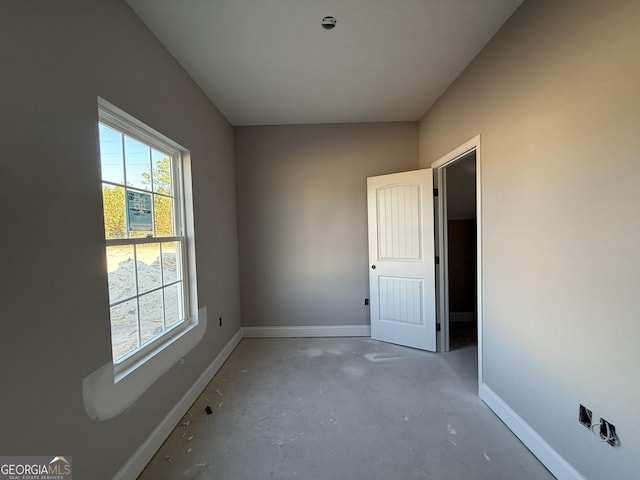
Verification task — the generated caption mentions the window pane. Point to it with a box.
[139,290,164,345]
[164,283,183,327]
[135,243,162,294]
[99,124,124,184]
[161,242,180,284]
[154,195,174,236]
[102,185,126,239]
[124,136,151,190]
[152,150,172,195]
[106,245,135,304]
[111,299,139,362]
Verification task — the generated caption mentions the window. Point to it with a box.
[98,99,192,370]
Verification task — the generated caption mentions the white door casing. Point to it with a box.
[431,134,482,387]
[367,169,436,351]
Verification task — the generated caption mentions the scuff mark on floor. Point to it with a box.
[302,348,323,358]
[343,365,365,377]
[364,353,406,362]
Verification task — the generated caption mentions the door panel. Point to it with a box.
[367,169,436,351]
[376,185,422,260]
[379,276,423,325]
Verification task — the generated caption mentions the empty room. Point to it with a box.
[1,1,638,479]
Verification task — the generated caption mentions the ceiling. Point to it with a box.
[127,0,524,126]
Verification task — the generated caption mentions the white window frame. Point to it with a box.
[97,98,197,379]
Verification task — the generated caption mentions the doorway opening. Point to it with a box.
[442,152,477,350]
[432,136,482,388]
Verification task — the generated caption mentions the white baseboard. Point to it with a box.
[112,329,243,480]
[242,324,371,338]
[480,384,585,480]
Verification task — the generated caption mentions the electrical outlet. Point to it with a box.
[579,404,592,428]
[599,418,618,446]
[579,406,619,446]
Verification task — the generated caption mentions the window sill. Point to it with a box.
[82,306,207,421]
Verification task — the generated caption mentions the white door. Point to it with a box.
[367,169,436,351]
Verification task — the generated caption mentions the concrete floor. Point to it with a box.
[140,337,555,479]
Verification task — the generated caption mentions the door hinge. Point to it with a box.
[433,188,439,197]
[436,323,441,332]
[435,256,440,265]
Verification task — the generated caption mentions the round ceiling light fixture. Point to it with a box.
[321,16,337,30]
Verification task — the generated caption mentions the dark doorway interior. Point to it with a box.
[445,152,477,350]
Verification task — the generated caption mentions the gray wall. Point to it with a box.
[0,1,240,478]
[235,123,418,328]
[419,1,640,478]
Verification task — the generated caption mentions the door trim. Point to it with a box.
[432,135,483,391]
